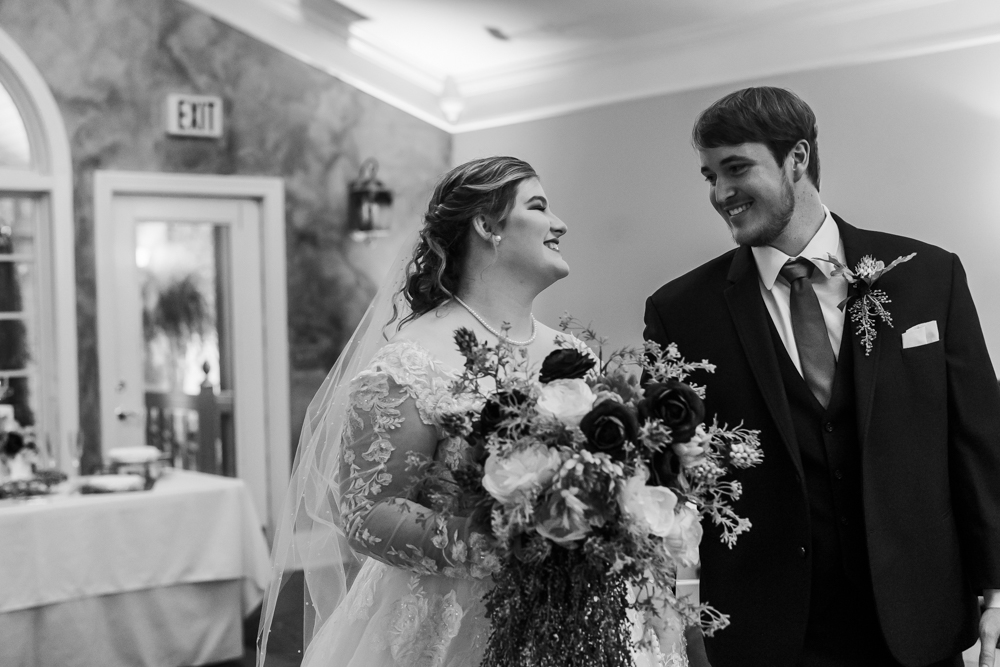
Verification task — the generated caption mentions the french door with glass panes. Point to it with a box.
[98,195,270,522]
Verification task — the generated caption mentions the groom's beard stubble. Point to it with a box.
[731,172,795,248]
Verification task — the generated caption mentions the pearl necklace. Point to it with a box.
[452,295,537,346]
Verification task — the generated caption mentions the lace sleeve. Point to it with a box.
[338,343,494,579]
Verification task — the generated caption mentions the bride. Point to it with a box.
[256,156,688,667]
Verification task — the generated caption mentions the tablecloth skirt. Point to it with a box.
[0,579,246,667]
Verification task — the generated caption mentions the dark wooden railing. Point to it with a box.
[144,363,234,476]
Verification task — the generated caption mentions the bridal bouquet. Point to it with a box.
[407,317,763,667]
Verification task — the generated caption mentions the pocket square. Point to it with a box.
[902,321,939,349]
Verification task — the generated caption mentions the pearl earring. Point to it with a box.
[492,234,501,244]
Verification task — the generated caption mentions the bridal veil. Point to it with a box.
[256,232,418,665]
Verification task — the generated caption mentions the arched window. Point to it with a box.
[0,27,77,471]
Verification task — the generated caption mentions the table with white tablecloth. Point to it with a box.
[0,469,272,667]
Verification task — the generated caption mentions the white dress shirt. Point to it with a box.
[752,207,847,375]
[751,208,1000,609]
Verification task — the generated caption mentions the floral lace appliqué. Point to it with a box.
[373,576,467,667]
[339,341,498,579]
[341,342,452,534]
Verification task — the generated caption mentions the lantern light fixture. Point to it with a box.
[347,158,394,242]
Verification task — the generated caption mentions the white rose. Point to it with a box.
[535,379,597,427]
[665,504,703,567]
[482,444,562,505]
[620,467,678,537]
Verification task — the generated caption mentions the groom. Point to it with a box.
[643,87,1000,666]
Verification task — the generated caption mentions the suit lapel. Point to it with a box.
[724,246,803,475]
[833,215,880,447]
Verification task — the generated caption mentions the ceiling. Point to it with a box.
[181,0,1000,132]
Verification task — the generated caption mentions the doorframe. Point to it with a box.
[93,171,289,534]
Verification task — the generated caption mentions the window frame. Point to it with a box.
[0,27,78,472]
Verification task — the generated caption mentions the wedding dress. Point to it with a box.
[296,340,688,667]
[300,340,492,667]
[256,234,687,667]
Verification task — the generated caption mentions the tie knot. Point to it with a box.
[780,258,816,284]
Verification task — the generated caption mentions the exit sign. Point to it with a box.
[166,94,223,138]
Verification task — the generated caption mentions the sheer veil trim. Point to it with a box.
[257,231,420,665]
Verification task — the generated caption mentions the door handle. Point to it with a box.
[114,406,141,423]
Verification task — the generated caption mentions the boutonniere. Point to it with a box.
[814,252,917,356]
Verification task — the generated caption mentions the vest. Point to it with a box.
[769,321,897,665]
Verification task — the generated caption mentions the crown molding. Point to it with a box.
[181,0,1000,134]
[450,4,1000,132]
[451,0,954,97]
[181,0,454,130]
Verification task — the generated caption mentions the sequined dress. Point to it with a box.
[301,340,687,667]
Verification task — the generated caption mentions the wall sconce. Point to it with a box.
[348,158,394,242]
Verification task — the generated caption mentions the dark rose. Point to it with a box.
[579,400,638,462]
[651,447,682,488]
[539,348,595,384]
[640,381,705,486]
[638,381,705,444]
[478,389,529,437]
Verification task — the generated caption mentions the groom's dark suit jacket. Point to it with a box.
[644,215,1000,666]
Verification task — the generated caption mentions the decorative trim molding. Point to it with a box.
[181,0,1000,132]
[0,25,78,472]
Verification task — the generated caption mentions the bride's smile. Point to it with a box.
[492,176,569,287]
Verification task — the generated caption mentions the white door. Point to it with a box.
[98,195,270,524]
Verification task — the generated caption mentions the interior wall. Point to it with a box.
[0,0,451,468]
[453,41,1000,369]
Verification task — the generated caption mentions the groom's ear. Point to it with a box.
[787,139,812,184]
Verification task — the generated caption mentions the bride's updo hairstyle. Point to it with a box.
[397,156,537,327]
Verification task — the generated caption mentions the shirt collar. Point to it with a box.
[752,206,842,290]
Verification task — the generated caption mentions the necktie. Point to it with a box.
[779,259,836,408]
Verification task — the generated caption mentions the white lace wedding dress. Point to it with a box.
[301,340,687,667]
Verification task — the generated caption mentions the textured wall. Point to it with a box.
[0,0,451,469]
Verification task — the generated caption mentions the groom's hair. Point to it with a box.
[693,86,821,189]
